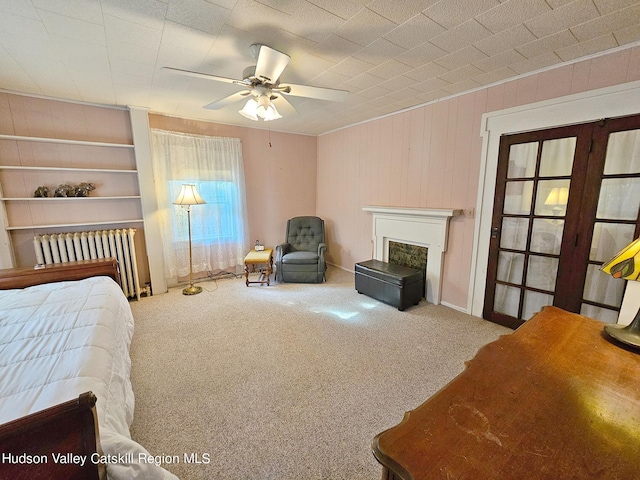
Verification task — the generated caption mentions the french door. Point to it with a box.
[483,114,640,329]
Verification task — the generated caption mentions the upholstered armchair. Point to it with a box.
[275,216,327,283]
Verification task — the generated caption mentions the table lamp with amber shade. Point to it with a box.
[600,237,640,348]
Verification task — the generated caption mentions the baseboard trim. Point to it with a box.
[327,262,354,274]
[440,301,470,315]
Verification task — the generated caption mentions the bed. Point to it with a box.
[0,259,178,480]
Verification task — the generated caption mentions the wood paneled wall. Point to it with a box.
[317,46,640,311]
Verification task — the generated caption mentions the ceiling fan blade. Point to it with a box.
[272,94,298,116]
[280,83,348,102]
[161,67,248,86]
[203,91,252,110]
[255,45,290,84]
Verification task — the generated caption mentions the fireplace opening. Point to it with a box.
[388,241,428,299]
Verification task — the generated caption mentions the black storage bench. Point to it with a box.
[355,259,423,311]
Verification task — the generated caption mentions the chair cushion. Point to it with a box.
[282,251,319,265]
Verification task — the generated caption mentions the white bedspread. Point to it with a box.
[0,276,178,480]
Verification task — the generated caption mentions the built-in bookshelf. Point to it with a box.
[0,134,143,230]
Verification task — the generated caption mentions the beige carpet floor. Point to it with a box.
[128,266,510,480]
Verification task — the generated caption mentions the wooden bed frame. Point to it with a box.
[0,258,121,290]
[0,259,120,479]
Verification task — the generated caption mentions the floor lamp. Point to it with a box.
[173,184,206,295]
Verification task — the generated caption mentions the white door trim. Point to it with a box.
[469,80,640,318]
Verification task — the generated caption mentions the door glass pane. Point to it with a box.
[508,142,538,178]
[535,179,570,216]
[583,264,625,307]
[581,304,619,323]
[504,181,534,214]
[539,137,576,177]
[497,252,524,284]
[523,291,553,320]
[526,255,558,291]
[603,129,640,175]
[596,178,640,220]
[590,223,637,262]
[530,218,563,255]
[494,284,520,317]
[500,218,529,250]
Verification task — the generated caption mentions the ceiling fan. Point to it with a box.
[162,44,349,121]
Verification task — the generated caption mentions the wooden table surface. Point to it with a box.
[372,306,640,480]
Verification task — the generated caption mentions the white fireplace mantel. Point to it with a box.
[363,206,461,305]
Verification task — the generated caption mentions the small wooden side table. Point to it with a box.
[244,248,273,286]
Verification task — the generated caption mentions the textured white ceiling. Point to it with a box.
[1,0,639,135]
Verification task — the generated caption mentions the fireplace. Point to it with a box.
[363,206,461,305]
[388,241,428,297]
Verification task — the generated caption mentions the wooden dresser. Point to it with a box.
[372,306,640,479]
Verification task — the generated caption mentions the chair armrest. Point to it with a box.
[318,243,327,259]
[275,243,290,262]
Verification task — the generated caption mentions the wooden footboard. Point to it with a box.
[0,258,120,290]
[0,392,106,480]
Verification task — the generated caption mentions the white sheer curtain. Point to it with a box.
[150,129,249,280]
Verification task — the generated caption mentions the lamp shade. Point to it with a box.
[239,98,259,121]
[173,184,206,206]
[544,186,569,207]
[601,237,640,281]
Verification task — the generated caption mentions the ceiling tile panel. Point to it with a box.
[352,38,407,64]
[510,51,562,74]
[613,23,640,44]
[356,85,394,99]
[38,10,106,45]
[412,76,450,92]
[571,4,640,41]
[0,1,39,19]
[556,33,619,61]
[440,78,481,94]
[438,64,484,83]
[435,45,488,70]
[473,49,527,72]
[101,0,168,29]
[404,62,450,81]
[379,75,419,91]
[305,0,369,21]
[328,56,376,77]
[368,59,413,79]
[279,2,345,43]
[424,0,500,29]
[104,15,163,50]
[516,29,578,59]
[476,0,551,34]
[525,0,600,38]
[593,0,639,15]
[32,0,104,24]
[395,42,448,68]
[383,14,447,49]
[307,70,351,88]
[343,72,386,90]
[430,19,493,53]
[166,0,230,34]
[367,0,440,24]
[334,7,398,47]
[418,88,449,102]
[473,66,519,85]
[473,24,537,56]
[311,34,362,64]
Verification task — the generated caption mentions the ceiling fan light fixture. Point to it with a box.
[262,103,282,121]
[239,98,258,121]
